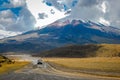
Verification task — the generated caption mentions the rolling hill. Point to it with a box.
[38,44,120,57]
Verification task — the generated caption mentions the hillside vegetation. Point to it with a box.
[0,55,29,74]
[39,44,120,57]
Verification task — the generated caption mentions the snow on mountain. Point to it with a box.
[46,19,120,36]
[0,19,120,54]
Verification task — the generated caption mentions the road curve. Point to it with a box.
[0,62,120,80]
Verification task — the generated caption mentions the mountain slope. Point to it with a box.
[37,44,120,57]
[6,19,120,44]
[0,20,120,54]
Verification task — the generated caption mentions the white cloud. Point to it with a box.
[101,1,107,13]
[99,17,110,26]
[0,18,14,24]
[0,10,13,18]
[26,0,67,28]
[1,0,26,8]
[0,10,15,27]
[0,24,5,30]
[0,30,21,39]
[10,0,26,7]
[10,7,36,32]
[0,8,35,32]
[62,0,120,28]
[97,1,108,14]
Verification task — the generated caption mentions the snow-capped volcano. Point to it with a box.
[0,19,120,54]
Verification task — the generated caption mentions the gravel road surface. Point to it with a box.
[0,61,119,80]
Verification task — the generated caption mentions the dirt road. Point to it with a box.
[0,62,119,80]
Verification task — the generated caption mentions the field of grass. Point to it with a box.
[96,44,120,57]
[0,55,29,74]
[0,62,29,74]
[43,57,120,77]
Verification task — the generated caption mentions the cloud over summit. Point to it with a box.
[0,0,120,39]
[42,0,120,28]
[0,0,35,32]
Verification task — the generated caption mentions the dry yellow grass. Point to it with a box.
[43,57,120,77]
[96,44,120,57]
[0,62,29,74]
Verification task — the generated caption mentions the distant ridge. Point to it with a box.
[38,44,120,57]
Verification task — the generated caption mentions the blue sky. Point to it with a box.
[0,0,120,38]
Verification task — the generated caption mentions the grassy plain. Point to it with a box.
[0,55,29,74]
[43,57,120,77]
[0,62,29,74]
